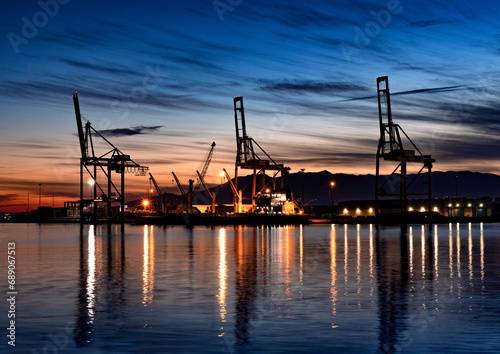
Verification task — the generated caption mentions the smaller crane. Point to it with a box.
[196,171,216,213]
[172,142,216,213]
[223,168,242,213]
[149,173,168,213]
[172,172,194,212]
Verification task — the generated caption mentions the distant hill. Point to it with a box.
[136,171,500,207]
[281,170,500,205]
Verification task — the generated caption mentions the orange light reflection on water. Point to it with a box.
[218,228,227,325]
[330,224,338,328]
[142,225,155,306]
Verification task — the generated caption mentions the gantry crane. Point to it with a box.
[375,76,435,216]
[73,92,148,224]
[172,142,216,212]
[233,96,289,212]
[149,173,168,213]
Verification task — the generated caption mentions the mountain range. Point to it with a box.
[158,170,500,206]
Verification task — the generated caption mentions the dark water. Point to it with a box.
[1,223,499,353]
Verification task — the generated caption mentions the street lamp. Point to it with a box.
[88,179,95,199]
[143,199,149,212]
[38,183,42,208]
[329,181,335,205]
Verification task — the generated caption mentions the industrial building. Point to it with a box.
[339,197,492,219]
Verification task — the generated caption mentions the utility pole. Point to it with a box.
[38,183,42,208]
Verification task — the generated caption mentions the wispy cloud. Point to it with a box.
[99,125,163,137]
[260,80,368,94]
[407,19,456,28]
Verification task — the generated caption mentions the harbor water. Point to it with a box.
[1,223,499,353]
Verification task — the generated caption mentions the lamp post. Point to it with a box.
[88,179,95,199]
[38,183,42,208]
[329,181,335,205]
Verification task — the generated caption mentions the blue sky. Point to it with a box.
[1,0,500,210]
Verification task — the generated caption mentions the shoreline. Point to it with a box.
[2,214,499,226]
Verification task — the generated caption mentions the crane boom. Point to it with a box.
[73,92,87,160]
[149,173,168,213]
[196,170,216,212]
[194,142,216,194]
[171,172,187,199]
[223,168,238,199]
[223,168,242,213]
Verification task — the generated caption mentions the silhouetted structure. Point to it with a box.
[172,142,216,212]
[149,173,169,213]
[375,76,435,216]
[233,96,289,212]
[73,92,148,225]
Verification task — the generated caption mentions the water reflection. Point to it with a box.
[87,225,97,323]
[434,225,439,281]
[330,224,338,328]
[468,223,473,284]
[344,224,348,291]
[449,223,454,281]
[142,225,155,305]
[75,225,126,346]
[299,225,304,287]
[357,224,361,290]
[218,228,227,333]
[480,223,484,290]
[75,225,96,346]
[409,226,414,281]
[421,225,425,278]
[369,224,374,283]
[234,226,258,345]
[63,223,495,351]
[376,225,409,352]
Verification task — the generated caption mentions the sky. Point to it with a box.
[1,0,500,212]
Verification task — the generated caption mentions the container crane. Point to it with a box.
[233,96,289,212]
[73,92,148,224]
[375,76,435,216]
